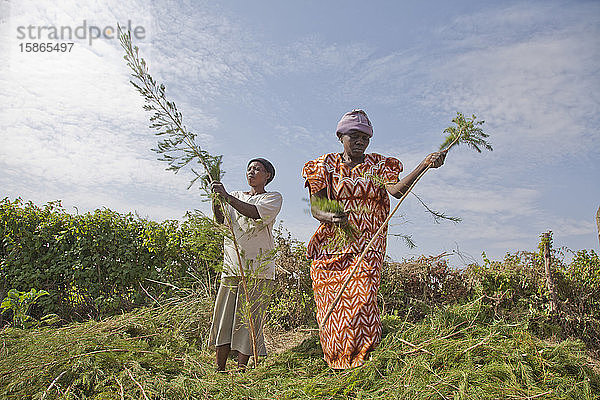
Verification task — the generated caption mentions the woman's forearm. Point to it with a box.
[386,161,428,199]
[386,152,446,199]
[223,193,261,219]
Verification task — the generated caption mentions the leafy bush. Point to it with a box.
[1,288,49,328]
[562,249,600,349]
[380,255,468,320]
[465,241,600,352]
[268,227,316,329]
[566,249,600,317]
[0,198,223,322]
[465,250,550,318]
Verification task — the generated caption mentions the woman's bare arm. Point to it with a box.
[212,182,261,220]
[386,152,446,199]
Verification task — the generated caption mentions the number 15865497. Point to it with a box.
[19,42,74,52]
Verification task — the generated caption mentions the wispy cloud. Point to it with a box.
[421,2,600,160]
[1,0,597,260]
[0,0,226,219]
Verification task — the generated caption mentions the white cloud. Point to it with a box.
[419,3,600,161]
[1,0,597,263]
[429,186,539,217]
[273,124,339,158]
[0,0,224,217]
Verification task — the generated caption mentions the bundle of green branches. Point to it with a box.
[310,196,360,252]
[119,26,222,191]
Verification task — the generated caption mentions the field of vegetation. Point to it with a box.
[1,198,599,399]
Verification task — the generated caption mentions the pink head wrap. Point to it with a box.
[336,109,373,137]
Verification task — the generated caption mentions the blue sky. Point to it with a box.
[1,0,599,264]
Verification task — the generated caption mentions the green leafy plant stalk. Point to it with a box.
[359,167,462,244]
[1,288,49,329]
[411,192,462,224]
[320,112,492,329]
[118,27,260,364]
[309,196,360,252]
[439,112,491,153]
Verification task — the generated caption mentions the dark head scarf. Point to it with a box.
[248,158,275,185]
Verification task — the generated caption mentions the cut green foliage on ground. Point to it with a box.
[2,199,600,398]
[1,296,598,399]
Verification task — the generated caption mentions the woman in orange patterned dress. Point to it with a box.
[302,109,445,369]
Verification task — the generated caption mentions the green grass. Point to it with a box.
[310,196,360,251]
[1,296,598,399]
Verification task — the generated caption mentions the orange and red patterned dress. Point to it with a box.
[302,152,403,369]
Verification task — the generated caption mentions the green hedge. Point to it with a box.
[465,244,600,350]
[379,239,600,351]
[2,197,599,352]
[0,198,223,321]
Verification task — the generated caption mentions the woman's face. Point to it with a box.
[339,129,370,158]
[246,161,271,187]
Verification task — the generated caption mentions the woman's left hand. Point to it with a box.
[424,151,446,168]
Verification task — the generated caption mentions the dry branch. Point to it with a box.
[126,368,150,400]
[398,337,435,356]
[459,331,496,356]
[41,370,67,400]
[1,348,130,377]
[542,232,558,313]
[403,321,472,355]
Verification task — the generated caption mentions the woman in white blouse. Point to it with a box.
[209,158,283,371]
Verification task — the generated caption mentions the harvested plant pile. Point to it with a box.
[1,297,598,399]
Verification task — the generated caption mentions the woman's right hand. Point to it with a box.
[330,211,348,226]
[423,151,446,168]
[211,181,228,198]
[309,190,349,226]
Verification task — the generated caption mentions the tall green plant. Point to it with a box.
[1,288,49,329]
[118,27,260,364]
[118,29,221,190]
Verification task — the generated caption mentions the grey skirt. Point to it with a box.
[209,276,274,356]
